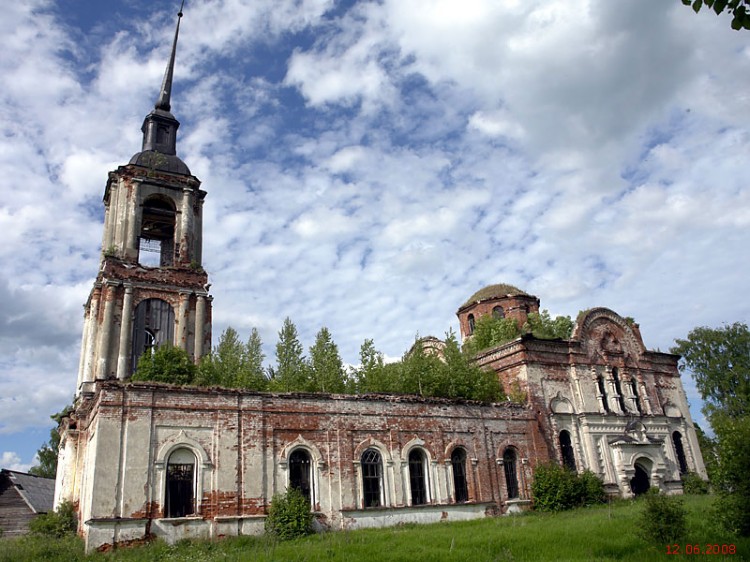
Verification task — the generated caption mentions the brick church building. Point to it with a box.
[54,10,706,553]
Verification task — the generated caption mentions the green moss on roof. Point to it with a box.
[462,284,529,307]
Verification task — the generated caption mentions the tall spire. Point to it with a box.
[130,1,191,175]
[155,1,184,112]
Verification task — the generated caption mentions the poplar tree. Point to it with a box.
[270,317,308,392]
[308,327,347,393]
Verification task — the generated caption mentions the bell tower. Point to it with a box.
[76,5,211,395]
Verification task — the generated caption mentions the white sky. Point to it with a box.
[1,0,748,470]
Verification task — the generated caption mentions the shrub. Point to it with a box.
[28,500,77,538]
[532,463,606,512]
[264,487,313,541]
[638,489,687,544]
[578,470,606,506]
[681,472,709,495]
[532,463,579,512]
[132,344,197,385]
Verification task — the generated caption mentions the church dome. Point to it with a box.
[461,283,529,308]
[129,150,191,176]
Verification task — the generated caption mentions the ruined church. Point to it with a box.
[54,10,706,553]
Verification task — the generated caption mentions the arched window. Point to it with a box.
[166,448,196,518]
[361,449,383,508]
[139,197,176,267]
[672,431,688,475]
[451,448,469,503]
[492,306,505,319]
[467,314,475,335]
[132,298,174,373]
[503,448,519,499]
[408,449,428,505]
[597,375,610,413]
[559,430,576,472]
[612,368,626,412]
[289,449,313,505]
[631,378,642,414]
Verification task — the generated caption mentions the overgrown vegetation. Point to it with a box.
[638,489,688,545]
[672,321,750,536]
[681,472,710,495]
[531,463,605,512]
[3,495,746,562]
[134,320,503,403]
[28,500,77,539]
[264,487,313,540]
[132,343,197,385]
[463,309,574,356]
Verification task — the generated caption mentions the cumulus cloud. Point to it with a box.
[2,0,748,466]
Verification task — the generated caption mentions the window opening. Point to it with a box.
[139,197,176,267]
[166,448,195,517]
[597,375,610,413]
[503,449,519,499]
[361,449,383,508]
[408,449,428,505]
[492,306,505,319]
[132,299,174,373]
[559,430,576,471]
[631,378,642,414]
[612,368,626,412]
[672,432,688,475]
[451,448,469,503]
[289,449,312,504]
[467,314,475,335]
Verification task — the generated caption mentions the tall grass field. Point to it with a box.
[1,495,747,561]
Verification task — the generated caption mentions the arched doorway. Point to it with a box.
[630,461,650,496]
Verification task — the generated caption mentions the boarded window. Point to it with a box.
[672,431,688,475]
[289,449,312,505]
[408,449,428,505]
[361,449,382,508]
[503,448,519,499]
[451,448,469,503]
[559,430,576,472]
[131,298,174,373]
[166,448,195,518]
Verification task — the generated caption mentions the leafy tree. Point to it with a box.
[442,330,504,402]
[29,405,72,479]
[197,327,268,390]
[681,0,750,30]
[523,310,574,340]
[308,327,347,393]
[463,314,521,356]
[239,327,268,390]
[132,343,197,385]
[671,322,750,419]
[671,322,750,535]
[269,318,309,392]
[353,338,390,393]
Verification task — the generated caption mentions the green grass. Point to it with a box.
[2,495,748,561]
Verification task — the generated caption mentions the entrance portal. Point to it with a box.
[630,462,650,496]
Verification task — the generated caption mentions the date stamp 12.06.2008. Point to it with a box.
[666,544,737,555]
